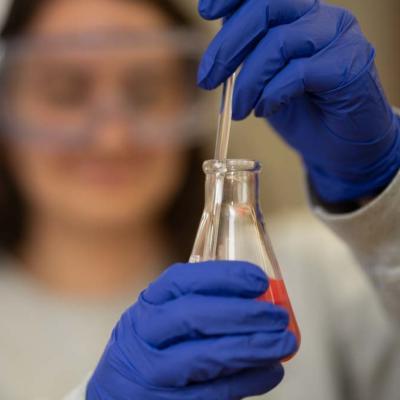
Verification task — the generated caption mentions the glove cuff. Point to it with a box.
[306,112,400,203]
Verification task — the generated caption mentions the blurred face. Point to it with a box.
[2,0,192,230]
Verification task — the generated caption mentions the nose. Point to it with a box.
[90,105,133,154]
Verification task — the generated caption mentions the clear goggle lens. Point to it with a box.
[0,30,215,149]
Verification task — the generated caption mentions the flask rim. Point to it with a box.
[203,159,261,174]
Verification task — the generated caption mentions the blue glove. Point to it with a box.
[87,261,297,400]
[198,0,400,203]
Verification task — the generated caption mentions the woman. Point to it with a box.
[0,0,206,397]
[0,0,399,399]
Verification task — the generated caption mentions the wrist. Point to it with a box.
[308,182,386,214]
[306,114,400,203]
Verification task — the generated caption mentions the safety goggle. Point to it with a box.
[0,30,215,150]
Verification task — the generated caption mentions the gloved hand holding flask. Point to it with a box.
[87,261,297,399]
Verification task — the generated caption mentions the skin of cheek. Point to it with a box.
[4,142,189,231]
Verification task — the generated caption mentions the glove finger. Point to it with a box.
[137,331,297,387]
[198,0,243,20]
[254,58,308,118]
[254,23,374,120]
[233,2,342,119]
[89,361,284,400]
[134,294,289,348]
[142,261,268,305]
[198,0,315,89]
[183,364,285,400]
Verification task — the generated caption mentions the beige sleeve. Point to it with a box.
[63,381,87,400]
[312,170,400,321]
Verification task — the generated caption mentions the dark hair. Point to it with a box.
[0,0,205,262]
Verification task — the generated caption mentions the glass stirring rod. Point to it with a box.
[214,73,237,161]
[208,73,237,259]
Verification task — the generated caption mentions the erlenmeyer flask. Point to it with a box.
[190,159,301,355]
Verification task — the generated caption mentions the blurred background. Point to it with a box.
[0,1,398,398]
[221,0,400,216]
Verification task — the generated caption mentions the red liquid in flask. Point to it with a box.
[259,279,301,361]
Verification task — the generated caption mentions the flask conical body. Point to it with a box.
[190,160,301,354]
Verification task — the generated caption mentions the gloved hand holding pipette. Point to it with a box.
[87,261,297,400]
[198,0,400,203]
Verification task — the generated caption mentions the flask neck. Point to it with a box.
[203,160,261,209]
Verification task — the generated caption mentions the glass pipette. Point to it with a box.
[208,74,237,258]
[214,73,237,160]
